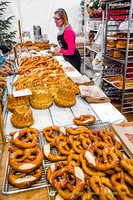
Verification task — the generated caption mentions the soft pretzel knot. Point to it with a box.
[43,142,67,161]
[8,166,42,188]
[111,172,133,200]
[10,128,39,149]
[121,159,133,177]
[89,176,115,199]
[73,114,96,126]
[46,161,67,186]
[66,126,91,135]
[9,148,43,172]
[84,142,119,171]
[52,165,85,200]
[42,126,66,143]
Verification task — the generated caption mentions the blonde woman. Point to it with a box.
[53,8,81,72]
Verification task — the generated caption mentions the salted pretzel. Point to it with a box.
[42,126,65,143]
[52,165,85,200]
[73,114,96,126]
[90,176,115,198]
[8,166,42,188]
[121,159,133,177]
[43,142,67,161]
[86,144,119,171]
[58,141,74,155]
[66,126,91,135]
[9,148,43,172]
[111,172,133,200]
[80,151,106,177]
[10,128,39,149]
[46,161,67,186]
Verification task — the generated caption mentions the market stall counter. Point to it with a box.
[0,53,130,200]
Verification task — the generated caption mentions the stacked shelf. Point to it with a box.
[102,0,133,114]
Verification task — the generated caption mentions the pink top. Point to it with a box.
[59,26,76,55]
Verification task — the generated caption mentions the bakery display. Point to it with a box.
[30,87,53,109]
[10,105,34,128]
[7,94,30,112]
[54,85,76,107]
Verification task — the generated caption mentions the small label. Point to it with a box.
[49,190,56,197]
[13,89,32,97]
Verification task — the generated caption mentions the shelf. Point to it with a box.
[104,55,125,64]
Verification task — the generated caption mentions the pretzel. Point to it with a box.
[84,143,119,171]
[58,141,74,155]
[80,151,106,177]
[73,114,96,126]
[111,172,133,200]
[90,176,115,197]
[42,126,65,143]
[10,128,39,149]
[9,148,43,172]
[46,161,67,186]
[66,126,90,135]
[121,159,133,177]
[8,166,42,188]
[52,166,85,200]
[43,142,67,161]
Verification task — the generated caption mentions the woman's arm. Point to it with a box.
[59,28,76,55]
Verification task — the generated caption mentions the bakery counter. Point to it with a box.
[0,143,49,200]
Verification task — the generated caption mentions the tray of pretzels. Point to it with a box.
[2,127,48,194]
[41,121,133,200]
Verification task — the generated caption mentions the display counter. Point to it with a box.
[0,53,129,200]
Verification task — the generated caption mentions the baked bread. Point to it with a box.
[7,94,30,112]
[113,51,124,58]
[129,41,133,50]
[54,85,76,107]
[109,50,114,57]
[107,40,116,48]
[10,105,34,128]
[30,87,53,109]
[116,40,126,49]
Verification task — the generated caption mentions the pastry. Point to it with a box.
[113,51,124,58]
[7,94,30,112]
[10,105,34,128]
[116,40,126,49]
[107,40,116,48]
[30,87,53,109]
[54,85,76,107]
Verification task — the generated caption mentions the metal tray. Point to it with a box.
[103,78,133,90]
[2,134,48,195]
[41,122,131,200]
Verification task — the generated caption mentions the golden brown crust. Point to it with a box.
[10,105,34,128]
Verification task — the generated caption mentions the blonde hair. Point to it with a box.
[54,8,71,28]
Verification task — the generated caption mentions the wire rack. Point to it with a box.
[40,121,131,200]
[2,134,48,195]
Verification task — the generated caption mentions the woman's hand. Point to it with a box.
[53,46,61,53]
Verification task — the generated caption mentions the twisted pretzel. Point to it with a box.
[43,142,67,161]
[8,166,42,188]
[73,114,96,126]
[52,165,85,200]
[121,159,133,177]
[111,172,133,200]
[10,128,39,149]
[42,126,65,143]
[9,148,43,172]
[66,126,90,135]
[80,151,106,177]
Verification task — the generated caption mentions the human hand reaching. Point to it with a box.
[52,46,61,53]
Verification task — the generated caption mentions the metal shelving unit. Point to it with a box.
[83,1,105,76]
[102,0,133,114]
